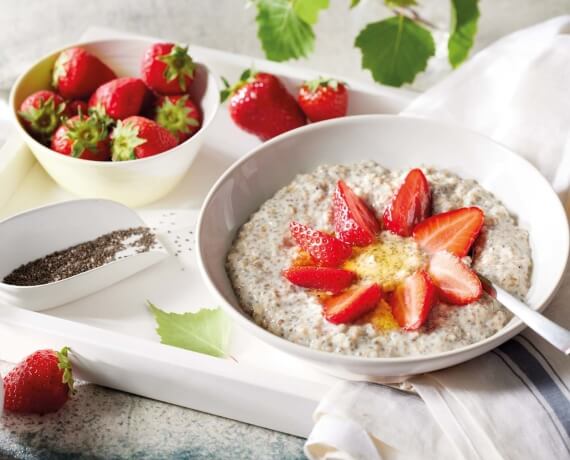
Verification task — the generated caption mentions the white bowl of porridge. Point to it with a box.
[196,115,569,381]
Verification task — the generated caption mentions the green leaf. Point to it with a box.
[293,0,329,25]
[355,15,435,87]
[384,0,417,7]
[256,0,315,62]
[148,302,231,358]
[448,0,479,68]
[350,0,360,8]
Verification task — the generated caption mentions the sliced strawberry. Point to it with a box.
[388,270,436,331]
[428,251,482,305]
[412,207,484,257]
[290,222,352,267]
[383,169,431,237]
[323,284,382,324]
[332,180,380,246]
[283,266,356,294]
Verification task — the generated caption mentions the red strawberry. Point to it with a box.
[65,100,88,117]
[154,95,202,143]
[283,266,356,294]
[3,347,74,414]
[333,180,380,246]
[413,207,484,257]
[52,47,116,100]
[51,114,110,161]
[18,90,66,140]
[88,77,148,121]
[221,70,306,141]
[389,270,436,331]
[323,283,382,324]
[111,116,178,161]
[298,78,348,122]
[141,43,195,95]
[289,221,352,267]
[383,169,431,237]
[428,251,482,305]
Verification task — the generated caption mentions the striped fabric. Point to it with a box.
[495,337,570,451]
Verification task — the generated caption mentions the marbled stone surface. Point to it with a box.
[0,363,305,460]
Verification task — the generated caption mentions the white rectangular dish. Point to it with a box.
[0,28,412,437]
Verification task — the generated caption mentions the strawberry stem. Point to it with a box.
[304,76,343,93]
[56,346,75,394]
[156,95,199,136]
[157,44,195,92]
[18,96,64,139]
[111,119,146,161]
[220,67,258,103]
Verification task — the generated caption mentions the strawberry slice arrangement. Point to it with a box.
[18,43,204,161]
[3,347,74,414]
[282,169,486,331]
[221,71,350,140]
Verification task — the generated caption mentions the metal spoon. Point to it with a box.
[493,284,570,355]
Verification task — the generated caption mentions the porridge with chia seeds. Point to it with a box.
[226,162,532,357]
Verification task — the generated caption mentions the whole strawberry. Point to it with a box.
[88,77,148,121]
[111,116,178,161]
[141,43,195,95]
[221,70,306,141]
[51,113,111,161]
[52,47,116,100]
[298,78,348,122]
[18,90,66,141]
[154,95,201,143]
[3,347,74,414]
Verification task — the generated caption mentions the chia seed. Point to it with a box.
[3,226,157,286]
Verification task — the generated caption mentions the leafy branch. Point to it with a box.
[253,0,480,87]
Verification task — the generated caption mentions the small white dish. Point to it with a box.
[197,114,569,381]
[9,38,220,207]
[0,199,167,311]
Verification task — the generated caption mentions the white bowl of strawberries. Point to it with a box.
[10,39,219,207]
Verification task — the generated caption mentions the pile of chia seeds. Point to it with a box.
[3,226,157,286]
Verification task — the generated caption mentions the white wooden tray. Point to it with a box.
[0,28,413,437]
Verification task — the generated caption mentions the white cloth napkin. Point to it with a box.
[305,16,570,460]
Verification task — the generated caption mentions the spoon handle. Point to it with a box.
[494,285,570,355]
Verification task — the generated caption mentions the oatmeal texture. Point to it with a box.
[226,162,532,357]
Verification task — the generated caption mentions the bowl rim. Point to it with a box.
[9,37,220,166]
[196,113,570,365]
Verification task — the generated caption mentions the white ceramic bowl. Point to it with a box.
[0,199,167,311]
[9,38,220,207]
[197,115,569,382]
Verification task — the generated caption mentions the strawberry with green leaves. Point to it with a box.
[88,77,148,121]
[18,90,66,141]
[221,69,306,141]
[3,347,74,414]
[154,95,202,143]
[141,43,196,95]
[298,78,348,122]
[51,113,111,161]
[111,116,178,161]
[52,47,116,100]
